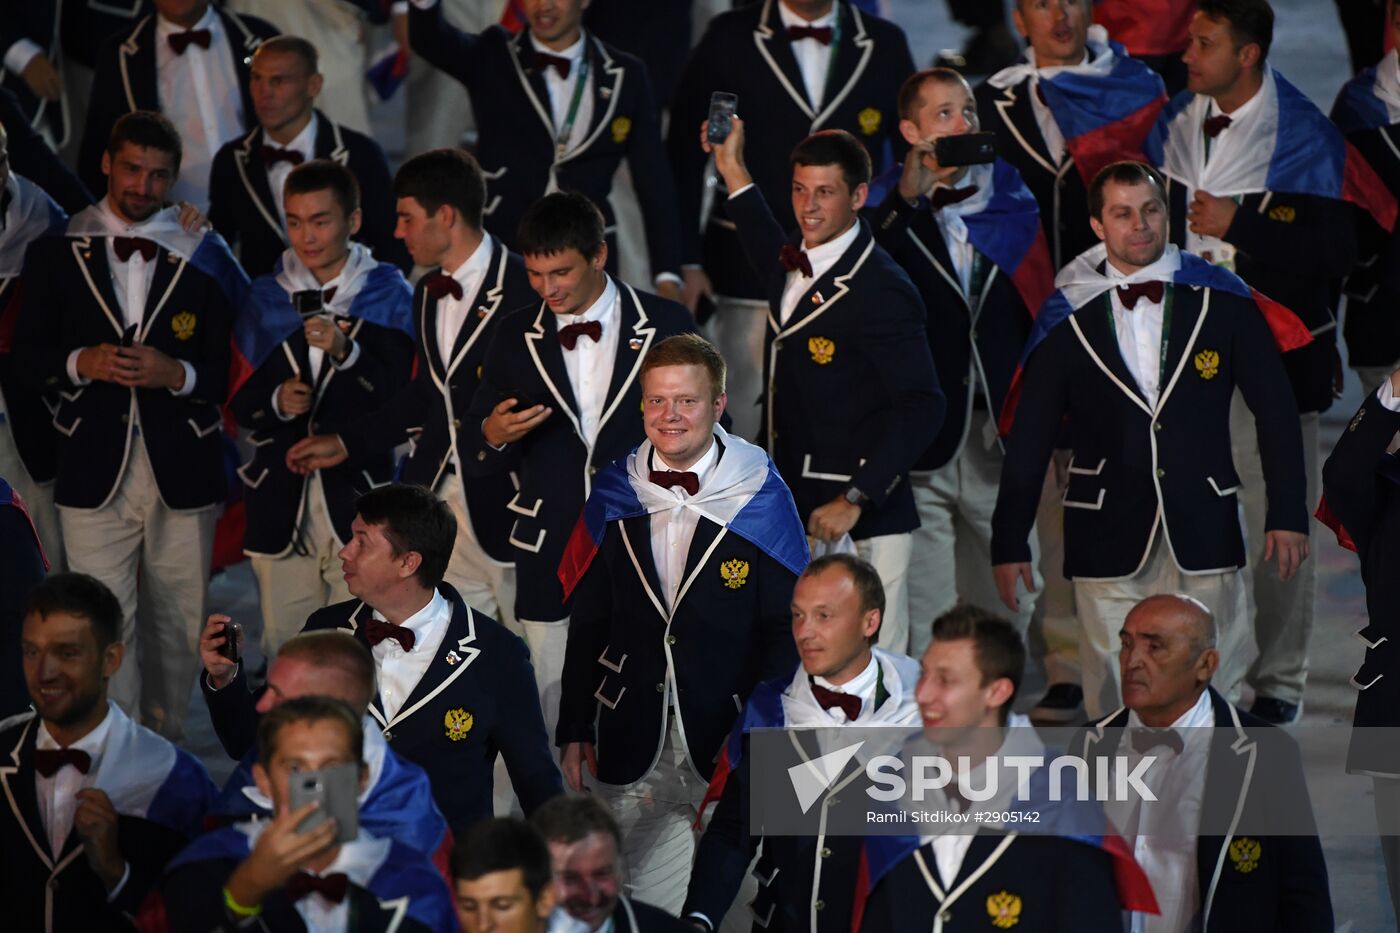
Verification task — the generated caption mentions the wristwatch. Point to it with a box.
[842,486,869,508]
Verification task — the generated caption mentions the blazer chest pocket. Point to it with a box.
[800,453,863,485]
[1062,456,1107,510]
[1206,473,1241,497]
[52,390,85,438]
[187,405,224,439]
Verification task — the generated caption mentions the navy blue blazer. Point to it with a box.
[0,274,62,485]
[209,114,409,277]
[228,308,414,557]
[76,9,278,197]
[407,8,681,279]
[15,233,235,511]
[461,283,695,622]
[302,584,563,833]
[1075,688,1333,933]
[0,86,93,212]
[868,187,1034,471]
[0,489,46,719]
[726,185,944,539]
[992,283,1307,578]
[667,0,914,299]
[341,240,536,566]
[557,505,799,787]
[0,0,67,145]
[973,77,1096,272]
[1333,114,1400,369]
[1164,181,1357,415]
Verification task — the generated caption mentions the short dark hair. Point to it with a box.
[790,130,872,192]
[255,35,320,75]
[529,794,622,849]
[393,148,487,230]
[256,695,363,767]
[1197,0,1274,61]
[24,573,123,650]
[897,67,970,121]
[354,484,456,588]
[276,631,377,712]
[107,110,182,172]
[284,159,360,218]
[516,191,606,260]
[641,333,727,399]
[800,554,885,642]
[452,818,553,899]
[930,606,1025,724]
[1087,161,1167,219]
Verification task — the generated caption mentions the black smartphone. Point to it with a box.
[499,389,539,414]
[934,131,997,167]
[119,324,138,347]
[288,763,360,844]
[707,92,739,145]
[218,621,242,662]
[292,289,324,318]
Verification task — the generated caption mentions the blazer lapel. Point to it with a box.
[0,719,56,868]
[1073,295,1151,408]
[775,222,875,335]
[118,17,158,112]
[672,517,727,613]
[418,280,449,387]
[524,306,583,430]
[385,589,482,730]
[509,30,561,147]
[1198,689,1258,927]
[312,109,350,166]
[596,283,654,435]
[621,514,665,616]
[344,603,391,727]
[138,248,186,341]
[905,214,971,311]
[445,242,509,377]
[70,239,126,339]
[992,83,1058,176]
[558,35,624,163]
[753,0,816,118]
[220,9,266,129]
[233,127,287,244]
[813,2,874,129]
[1155,284,1206,411]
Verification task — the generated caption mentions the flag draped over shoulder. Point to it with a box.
[558,427,809,599]
[0,173,67,278]
[988,25,1167,185]
[998,244,1312,434]
[0,478,48,571]
[1331,50,1400,136]
[1146,66,1398,232]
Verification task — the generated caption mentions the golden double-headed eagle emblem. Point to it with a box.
[720,559,750,589]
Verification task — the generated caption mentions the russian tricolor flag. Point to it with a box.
[1092,0,1195,58]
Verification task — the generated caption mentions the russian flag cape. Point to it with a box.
[0,173,67,278]
[164,824,456,932]
[232,243,414,398]
[998,243,1313,434]
[867,158,1055,316]
[987,25,1167,186]
[1146,65,1398,233]
[0,477,49,570]
[558,426,809,598]
[1092,0,1194,57]
[1332,49,1400,137]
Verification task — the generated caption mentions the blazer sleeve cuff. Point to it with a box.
[554,719,596,748]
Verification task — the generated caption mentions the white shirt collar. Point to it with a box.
[156,5,220,39]
[778,1,836,29]
[446,232,495,287]
[801,220,861,266]
[1126,687,1214,732]
[1207,79,1266,122]
[1104,247,1175,283]
[271,111,319,159]
[372,588,451,643]
[653,435,721,488]
[1029,49,1089,74]
[37,701,116,755]
[529,30,587,63]
[813,651,878,700]
[568,274,619,325]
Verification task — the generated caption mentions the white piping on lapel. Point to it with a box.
[446,246,508,377]
[71,238,125,339]
[753,0,815,119]
[1202,702,1257,929]
[378,895,409,933]
[994,87,1057,176]
[327,119,349,164]
[1152,288,1210,414]
[524,305,585,439]
[234,128,289,244]
[557,37,625,165]
[137,256,187,343]
[812,6,873,130]
[913,834,1017,933]
[620,518,729,622]
[595,283,654,435]
[1,717,54,870]
[508,31,562,147]
[379,604,482,731]
[117,16,150,113]
[1067,314,1154,416]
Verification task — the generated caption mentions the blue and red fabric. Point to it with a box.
[1332,62,1396,137]
[1092,0,1195,57]
[0,478,48,571]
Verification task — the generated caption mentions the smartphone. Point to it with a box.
[934,131,997,167]
[120,324,138,348]
[499,389,539,414]
[707,92,739,145]
[292,289,324,318]
[217,621,242,663]
[288,762,360,844]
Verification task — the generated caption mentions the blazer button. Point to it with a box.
[453,418,462,429]
[666,634,677,645]
[383,730,393,740]
[119,413,129,424]
[962,376,970,386]
[655,682,665,693]
[940,911,953,924]
[1154,421,1163,432]
[969,329,977,340]
[1156,468,1166,478]
[815,900,826,911]
[588,465,598,476]
[820,847,832,858]
[477,451,486,461]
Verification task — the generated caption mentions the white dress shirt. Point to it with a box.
[1027,52,1087,167]
[1106,253,1174,409]
[529,32,594,156]
[36,705,115,859]
[155,7,245,208]
[777,1,837,110]
[1377,376,1400,414]
[1188,84,1266,260]
[64,199,197,396]
[776,220,861,325]
[233,824,391,933]
[930,162,994,300]
[811,652,878,723]
[560,275,621,445]
[371,587,453,721]
[1117,689,1213,933]
[434,233,495,373]
[270,262,363,422]
[267,113,320,227]
[648,439,721,611]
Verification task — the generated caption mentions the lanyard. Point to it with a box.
[1104,284,1174,397]
[555,52,591,160]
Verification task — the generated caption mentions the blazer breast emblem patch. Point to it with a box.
[444,707,474,741]
[1229,836,1261,873]
[171,311,196,341]
[1194,348,1219,380]
[1268,205,1296,223]
[720,559,750,589]
[808,336,835,365]
[858,107,881,136]
[611,116,632,144]
[986,891,1021,929]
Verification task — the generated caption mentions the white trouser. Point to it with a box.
[0,420,64,571]
[907,411,1039,659]
[248,479,351,658]
[60,440,217,741]
[1030,450,1080,687]
[438,472,516,629]
[853,532,913,655]
[703,296,769,443]
[1073,534,1248,718]
[1232,393,1319,704]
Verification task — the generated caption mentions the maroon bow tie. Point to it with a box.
[1131,727,1184,756]
[34,747,92,778]
[113,236,158,263]
[364,617,415,652]
[1117,281,1165,309]
[261,146,304,167]
[422,272,464,303]
[930,185,979,210]
[558,320,602,350]
[779,243,813,277]
[285,871,350,904]
[650,470,699,495]
[535,51,572,79]
[168,28,212,55]
[1203,114,1232,138]
[321,286,337,304]
[1034,82,1048,106]
[810,683,861,720]
[787,24,833,45]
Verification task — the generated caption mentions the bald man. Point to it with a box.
[1074,594,1331,933]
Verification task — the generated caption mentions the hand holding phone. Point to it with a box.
[288,762,360,844]
[933,131,997,168]
[706,92,739,145]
